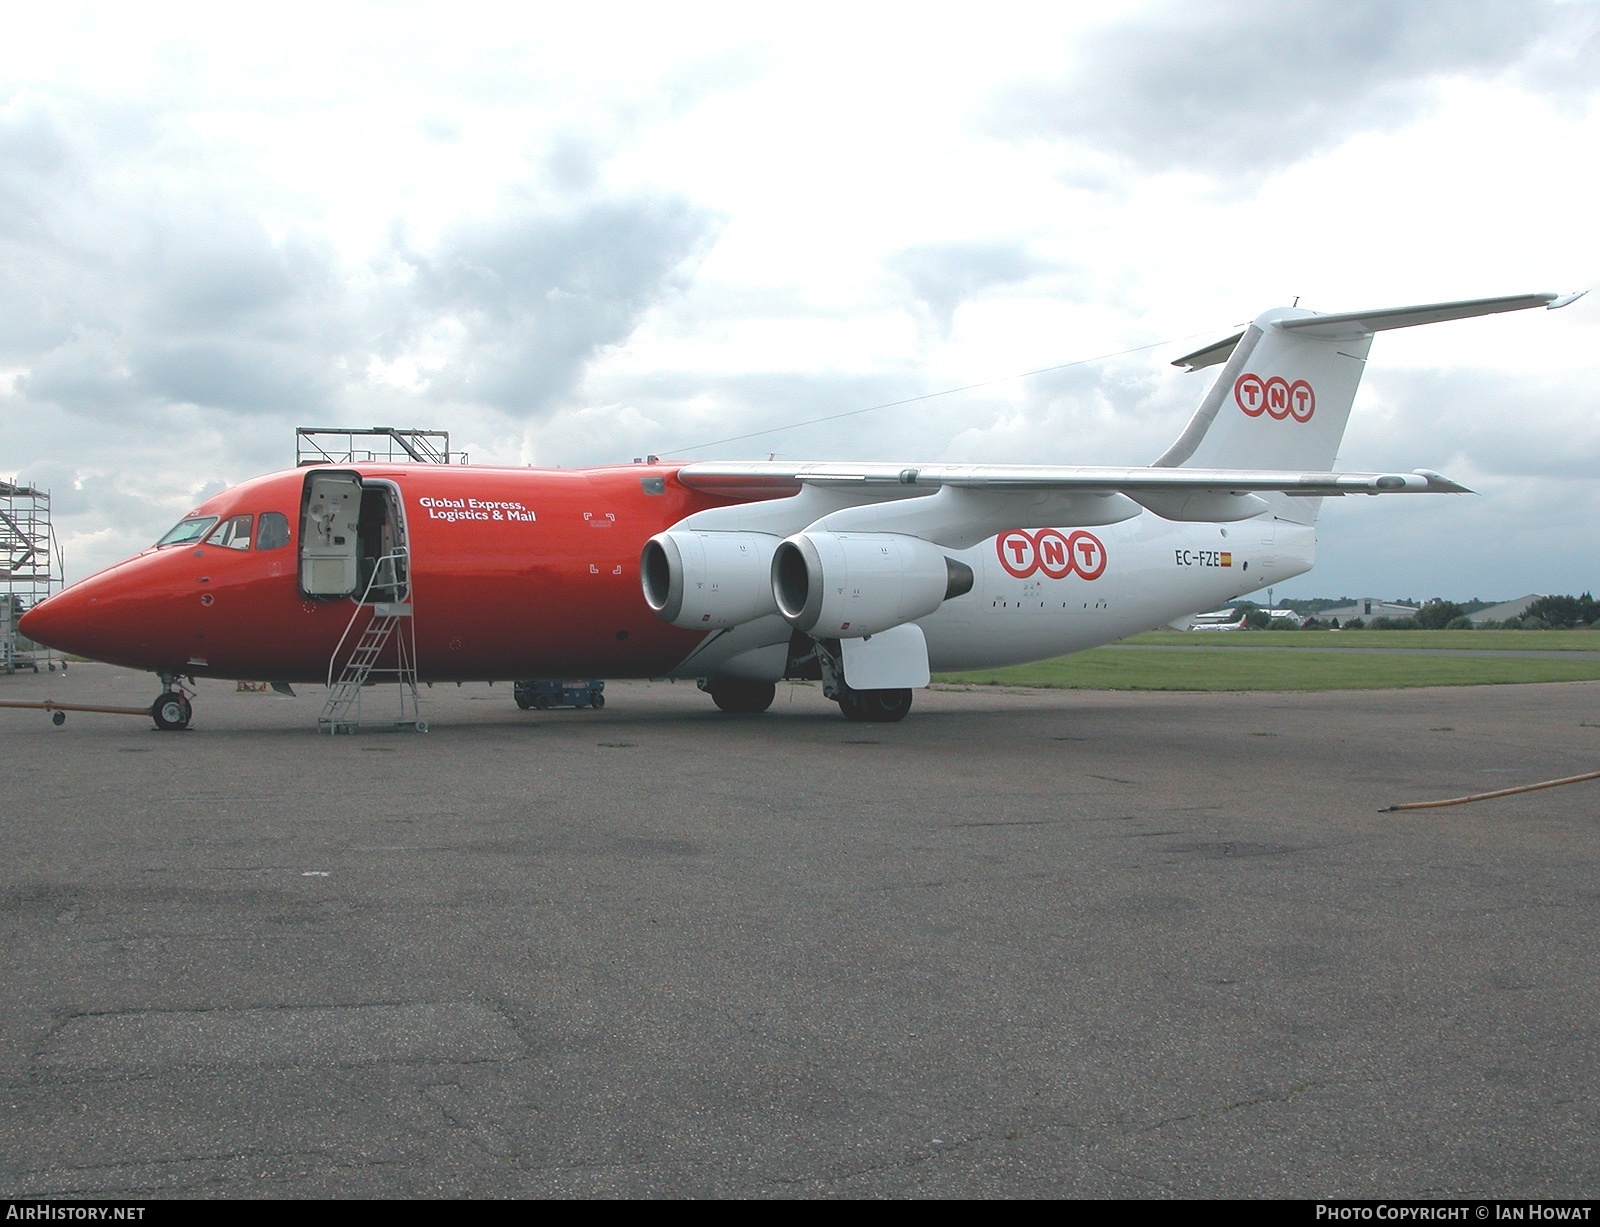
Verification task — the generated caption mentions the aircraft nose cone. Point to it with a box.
[19,553,199,669]
[17,588,91,656]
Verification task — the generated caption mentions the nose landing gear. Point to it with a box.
[151,673,194,731]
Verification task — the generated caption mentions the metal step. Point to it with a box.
[317,549,425,734]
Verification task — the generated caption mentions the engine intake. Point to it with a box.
[771,531,972,638]
[641,530,781,629]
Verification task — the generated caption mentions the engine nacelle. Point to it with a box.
[640,530,781,629]
[771,531,973,638]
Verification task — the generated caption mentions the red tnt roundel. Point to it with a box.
[1034,528,1073,579]
[1234,373,1266,417]
[1263,375,1292,420]
[1067,530,1106,580]
[997,530,1037,578]
[1289,379,1315,422]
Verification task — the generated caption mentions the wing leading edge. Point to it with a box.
[672,462,1468,542]
[676,460,1468,497]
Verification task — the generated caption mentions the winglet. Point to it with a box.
[1549,290,1589,310]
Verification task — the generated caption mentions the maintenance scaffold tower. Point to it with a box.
[296,426,466,467]
[1,480,66,675]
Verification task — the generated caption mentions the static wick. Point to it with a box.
[1381,770,1600,812]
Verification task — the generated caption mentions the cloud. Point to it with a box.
[884,239,1055,338]
[0,94,721,580]
[401,194,719,414]
[999,0,1584,176]
[942,353,1200,468]
[1343,366,1600,483]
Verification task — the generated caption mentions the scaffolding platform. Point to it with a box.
[296,427,466,467]
[1,480,66,675]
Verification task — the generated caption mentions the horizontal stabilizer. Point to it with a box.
[1172,330,1246,371]
[1170,291,1579,369]
[1275,292,1560,340]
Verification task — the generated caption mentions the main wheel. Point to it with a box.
[864,688,913,722]
[533,694,551,710]
[709,679,776,714]
[589,692,606,709]
[837,687,912,723]
[151,692,193,731]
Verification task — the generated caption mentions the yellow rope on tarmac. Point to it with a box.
[1382,770,1600,812]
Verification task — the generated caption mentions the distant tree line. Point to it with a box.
[1238,594,1600,631]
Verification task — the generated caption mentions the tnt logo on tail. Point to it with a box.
[1235,373,1315,422]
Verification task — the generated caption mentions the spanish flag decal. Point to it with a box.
[1221,552,1233,567]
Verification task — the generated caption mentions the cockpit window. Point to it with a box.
[208,515,254,551]
[155,516,219,548]
[256,511,290,550]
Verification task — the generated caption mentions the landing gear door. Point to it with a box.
[300,471,363,597]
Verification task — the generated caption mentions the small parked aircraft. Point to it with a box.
[19,292,1579,728]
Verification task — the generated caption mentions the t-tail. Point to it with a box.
[1153,291,1582,524]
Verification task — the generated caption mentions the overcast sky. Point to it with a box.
[3,0,1597,601]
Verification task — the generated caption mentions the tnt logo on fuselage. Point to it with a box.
[996,529,1106,580]
[1235,373,1315,422]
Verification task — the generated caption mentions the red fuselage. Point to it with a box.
[20,464,752,683]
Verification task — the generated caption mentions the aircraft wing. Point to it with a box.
[672,462,1469,547]
[676,460,1468,497]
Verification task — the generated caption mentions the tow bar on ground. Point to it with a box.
[1382,769,1600,811]
[0,699,157,726]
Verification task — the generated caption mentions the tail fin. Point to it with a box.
[1154,293,1565,479]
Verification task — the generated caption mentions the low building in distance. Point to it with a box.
[1467,594,1544,626]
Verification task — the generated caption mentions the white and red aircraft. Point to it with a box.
[19,292,1577,729]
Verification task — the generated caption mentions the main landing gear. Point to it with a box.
[807,636,914,723]
[721,635,918,723]
[836,686,913,723]
[150,672,194,731]
[701,678,776,714]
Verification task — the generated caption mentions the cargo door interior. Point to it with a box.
[300,471,409,601]
[301,472,363,597]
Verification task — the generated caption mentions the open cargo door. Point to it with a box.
[300,471,409,600]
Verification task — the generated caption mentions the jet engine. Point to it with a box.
[640,530,782,629]
[771,531,973,638]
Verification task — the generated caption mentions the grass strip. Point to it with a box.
[934,648,1600,692]
[1124,629,1600,651]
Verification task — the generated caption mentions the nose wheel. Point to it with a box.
[151,674,194,731]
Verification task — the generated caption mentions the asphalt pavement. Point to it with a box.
[1,664,1597,1198]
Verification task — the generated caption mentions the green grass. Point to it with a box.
[934,648,1600,692]
[1124,629,1600,651]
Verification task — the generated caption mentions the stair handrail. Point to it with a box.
[326,549,410,689]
